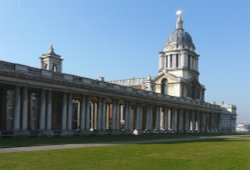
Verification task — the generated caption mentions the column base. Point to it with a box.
[13,130,30,136]
[61,130,74,136]
[79,130,91,135]
[96,129,108,135]
[177,130,185,133]
[39,130,54,136]
[111,129,121,135]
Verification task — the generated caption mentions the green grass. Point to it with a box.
[0,136,249,170]
[0,133,221,148]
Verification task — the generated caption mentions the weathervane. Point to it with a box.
[176,10,182,17]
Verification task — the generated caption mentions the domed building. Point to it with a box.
[0,10,236,136]
[110,11,205,101]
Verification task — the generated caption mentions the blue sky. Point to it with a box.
[0,0,249,123]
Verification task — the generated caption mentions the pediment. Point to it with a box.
[153,72,180,84]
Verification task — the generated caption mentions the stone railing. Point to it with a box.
[0,60,221,111]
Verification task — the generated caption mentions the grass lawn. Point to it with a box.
[0,136,249,170]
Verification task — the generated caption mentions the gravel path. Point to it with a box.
[0,135,247,153]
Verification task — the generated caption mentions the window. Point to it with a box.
[44,64,48,70]
[188,55,191,68]
[53,65,57,72]
[170,54,172,68]
[176,54,179,68]
[161,78,168,94]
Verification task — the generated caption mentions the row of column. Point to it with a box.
[0,86,221,135]
[159,53,199,71]
[12,87,53,135]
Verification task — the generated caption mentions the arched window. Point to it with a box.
[53,65,57,72]
[161,78,168,94]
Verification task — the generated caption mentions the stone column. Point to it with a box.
[112,99,118,133]
[172,109,178,132]
[217,113,221,133]
[181,52,185,68]
[97,97,103,130]
[184,110,189,132]
[168,55,171,68]
[178,110,184,133]
[213,113,217,133]
[116,104,121,130]
[136,103,142,131]
[101,99,106,130]
[192,111,196,132]
[125,101,131,132]
[146,105,152,130]
[67,93,72,130]
[208,112,212,133]
[159,53,164,70]
[14,86,21,131]
[211,113,215,133]
[195,111,198,131]
[164,107,169,131]
[160,108,164,130]
[201,112,205,132]
[155,106,161,130]
[46,90,52,131]
[39,89,46,131]
[204,112,208,133]
[163,55,167,69]
[61,93,67,131]
[0,88,7,132]
[85,98,90,130]
[80,95,86,130]
[22,87,28,131]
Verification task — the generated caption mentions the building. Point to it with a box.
[236,123,249,133]
[219,102,237,133]
[110,11,205,101]
[110,10,237,132]
[0,11,235,137]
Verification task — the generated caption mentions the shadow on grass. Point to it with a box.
[0,134,249,148]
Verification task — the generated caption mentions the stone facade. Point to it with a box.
[219,103,237,133]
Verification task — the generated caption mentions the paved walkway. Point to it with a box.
[0,135,247,153]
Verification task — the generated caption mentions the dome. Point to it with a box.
[166,29,195,50]
[164,12,195,51]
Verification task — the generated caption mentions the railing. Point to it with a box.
[0,61,15,70]
[0,60,221,111]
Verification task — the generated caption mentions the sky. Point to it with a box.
[0,0,249,123]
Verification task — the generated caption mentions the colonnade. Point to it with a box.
[0,85,221,136]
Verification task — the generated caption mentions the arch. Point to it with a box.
[161,78,168,95]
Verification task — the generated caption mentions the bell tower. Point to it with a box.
[40,45,63,73]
